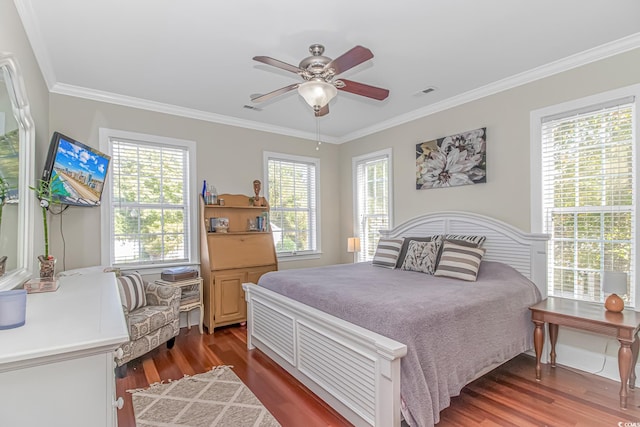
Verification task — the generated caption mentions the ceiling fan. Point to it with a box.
[251,44,389,117]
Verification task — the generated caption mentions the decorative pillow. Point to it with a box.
[117,272,147,311]
[434,242,486,281]
[372,238,404,268]
[436,234,486,266]
[444,234,486,247]
[396,235,443,267]
[400,240,440,274]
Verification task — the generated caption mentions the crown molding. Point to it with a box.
[337,32,640,144]
[51,83,340,144]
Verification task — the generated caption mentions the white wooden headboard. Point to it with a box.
[379,211,550,298]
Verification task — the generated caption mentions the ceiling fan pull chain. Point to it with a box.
[316,116,322,151]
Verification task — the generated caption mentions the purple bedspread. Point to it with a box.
[258,261,541,427]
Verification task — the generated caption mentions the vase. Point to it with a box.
[39,256,56,278]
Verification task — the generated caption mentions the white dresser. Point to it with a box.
[0,272,129,427]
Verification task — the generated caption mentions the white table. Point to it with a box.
[0,272,129,427]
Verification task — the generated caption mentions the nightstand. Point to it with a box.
[155,277,204,334]
[529,297,640,408]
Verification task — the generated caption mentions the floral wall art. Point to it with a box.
[416,127,486,189]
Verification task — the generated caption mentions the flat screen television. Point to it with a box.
[41,131,111,206]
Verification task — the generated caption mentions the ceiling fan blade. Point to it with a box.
[325,45,373,76]
[314,105,329,117]
[253,56,302,74]
[336,79,389,101]
[251,83,299,103]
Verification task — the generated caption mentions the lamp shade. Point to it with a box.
[298,81,337,110]
[347,237,361,253]
[602,271,627,295]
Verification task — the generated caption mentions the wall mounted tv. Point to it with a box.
[41,132,111,207]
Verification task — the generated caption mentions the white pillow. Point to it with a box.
[400,240,440,274]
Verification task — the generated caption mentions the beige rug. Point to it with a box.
[128,366,281,427]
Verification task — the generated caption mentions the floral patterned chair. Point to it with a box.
[114,272,180,377]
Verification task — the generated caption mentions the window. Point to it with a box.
[264,152,320,258]
[532,87,638,306]
[100,129,197,269]
[353,149,393,262]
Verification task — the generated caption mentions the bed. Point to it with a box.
[242,211,549,427]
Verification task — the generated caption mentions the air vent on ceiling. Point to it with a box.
[243,104,262,111]
[421,87,436,94]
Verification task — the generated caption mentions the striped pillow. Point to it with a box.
[444,234,486,247]
[372,238,404,268]
[434,241,486,281]
[117,272,147,311]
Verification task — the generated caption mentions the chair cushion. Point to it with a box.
[117,272,147,311]
[127,305,178,341]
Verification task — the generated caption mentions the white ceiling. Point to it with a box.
[15,0,640,143]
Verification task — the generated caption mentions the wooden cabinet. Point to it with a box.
[200,194,277,333]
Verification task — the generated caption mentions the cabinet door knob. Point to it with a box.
[114,397,125,409]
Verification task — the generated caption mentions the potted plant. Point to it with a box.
[0,176,8,276]
[30,176,58,278]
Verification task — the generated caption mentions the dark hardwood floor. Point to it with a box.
[117,325,640,426]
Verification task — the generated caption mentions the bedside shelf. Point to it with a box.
[154,277,204,334]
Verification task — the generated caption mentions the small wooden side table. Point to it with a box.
[155,277,204,334]
[529,297,640,409]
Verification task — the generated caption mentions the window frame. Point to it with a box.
[352,148,393,262]
[263,151,321,261]
[531,84,640,306]
[99,128,198,272]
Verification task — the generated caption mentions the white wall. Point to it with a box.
[47,94,343,271]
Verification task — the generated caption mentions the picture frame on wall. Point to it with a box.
[416,127,486,190]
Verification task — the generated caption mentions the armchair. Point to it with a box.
[115,273,181,377]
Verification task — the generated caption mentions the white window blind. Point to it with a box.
[354,149,392,262]
[110,139,191,266]
[265,152,319,256]
[541,98,635,305]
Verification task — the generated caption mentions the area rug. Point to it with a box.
[128,366,280,427]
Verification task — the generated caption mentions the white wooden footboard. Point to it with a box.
[243,283,408,427]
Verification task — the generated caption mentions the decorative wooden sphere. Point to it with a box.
[604,293,624,313]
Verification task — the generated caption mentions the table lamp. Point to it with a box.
[347,237,361,263]
[602,271,627,313]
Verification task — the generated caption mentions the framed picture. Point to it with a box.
[416,127,486,189]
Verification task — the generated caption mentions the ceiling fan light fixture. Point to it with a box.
[297,81,337,111]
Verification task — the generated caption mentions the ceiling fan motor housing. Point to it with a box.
[299,44,333,80]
